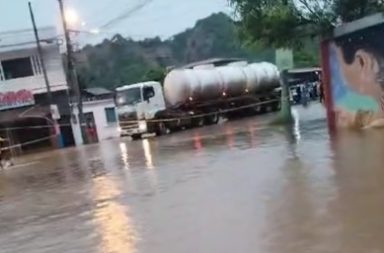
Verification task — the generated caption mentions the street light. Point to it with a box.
[64,8,80,27]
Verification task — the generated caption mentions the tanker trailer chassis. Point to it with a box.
[152,89,281,134]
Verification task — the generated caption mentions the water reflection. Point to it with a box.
[248,124,256,148]
[328,130,384,252]
[91,176,138,253]
[142,139,154,169]
[193,132,204,152]
[119,142,130,170]
[291,108,301,142]
[262,126,335,252]
[141,139,158,192]
[11,104,384,252]
[225,125,235,149]
[263,157,318,252]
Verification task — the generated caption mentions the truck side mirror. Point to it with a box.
[143,86,155,102]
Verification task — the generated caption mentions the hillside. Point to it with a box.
[76,12,317,89]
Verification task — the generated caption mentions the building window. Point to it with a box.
[1,57,34,80]
[105,107,117,123]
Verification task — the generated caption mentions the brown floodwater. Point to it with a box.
[1,103,384,253]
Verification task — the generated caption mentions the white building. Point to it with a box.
[0,27,67,94]
[71,99,119,146]
[0,27,75,151]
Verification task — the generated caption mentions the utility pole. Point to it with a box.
[28,1,52,105]
[29,1,64,149]
[57,0,87,144]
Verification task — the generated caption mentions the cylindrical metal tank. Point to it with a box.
[247,62,280,89]
[227,61,248,67]
[163,62,280,107]
[216,66,247,96]
[193,64,215,70]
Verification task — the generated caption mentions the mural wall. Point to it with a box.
[326,21,384,129]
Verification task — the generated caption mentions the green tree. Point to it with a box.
[229,0,384,49]
[141,68,167,83]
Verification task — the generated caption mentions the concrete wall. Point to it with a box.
[0,27,67,95]
[322,14,384,130]
[71,99,119,146]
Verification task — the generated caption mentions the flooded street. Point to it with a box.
[1,103,384,253]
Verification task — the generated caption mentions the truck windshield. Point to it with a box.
[116,88,142,106]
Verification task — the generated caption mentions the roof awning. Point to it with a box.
[83,87,113,96]
[0,105,50,125]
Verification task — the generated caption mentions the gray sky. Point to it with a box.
[0,0,231,44]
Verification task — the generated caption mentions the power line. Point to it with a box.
[0,38,59,49]
[99,0,155,29]
[84,0,126,26]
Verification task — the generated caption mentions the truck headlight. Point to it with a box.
[138,120,147,132]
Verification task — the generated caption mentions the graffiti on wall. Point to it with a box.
[0,89,35,111]
[329,23,384,129]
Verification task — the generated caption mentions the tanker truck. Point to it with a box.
[116,62,281,140]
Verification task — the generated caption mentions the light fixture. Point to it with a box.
[65,8,80,26]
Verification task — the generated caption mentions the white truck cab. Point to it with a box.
[115,81,166,138]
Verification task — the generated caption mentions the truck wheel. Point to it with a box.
[273,101,281,111]
[131,134,142,141]
[252,105,262,114]
[205,113,219,125]
[192,117,205,127]
[156,122,169,136]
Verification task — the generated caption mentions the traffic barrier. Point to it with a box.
[0,134,57,151]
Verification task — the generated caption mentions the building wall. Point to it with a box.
[0,45,67,94]
[0,27,75,151]
[71,99,119,146]
[323,14,384,130]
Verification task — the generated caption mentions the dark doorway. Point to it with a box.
[58,115,75,147]
[84,112,99,143]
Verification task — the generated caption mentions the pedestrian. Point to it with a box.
[312,82,318,100]
[295,85,302,104]
[301,83,310,107]
[319,82,324,104]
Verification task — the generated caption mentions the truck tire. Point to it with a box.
[192,117,205,127]
[252,104,262,114]
[205,112,219,125]
[156,122,169,136]
[273,101,281,111]
[131,134,142,141]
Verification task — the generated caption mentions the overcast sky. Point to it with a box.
[0,0,232,44]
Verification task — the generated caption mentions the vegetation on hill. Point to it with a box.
[76,12,319,89]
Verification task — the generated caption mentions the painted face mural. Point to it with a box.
[329,24,384,129]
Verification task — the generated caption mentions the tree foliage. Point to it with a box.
[142,68,167,83]
[229,0,384,48]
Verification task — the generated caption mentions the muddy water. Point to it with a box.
[1,104,384,253]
